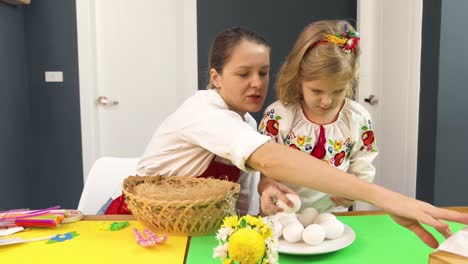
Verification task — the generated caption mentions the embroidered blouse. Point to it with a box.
[258,99,378,212]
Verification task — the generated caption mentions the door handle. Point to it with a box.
[364,95,378,105]
[97,96,119,106]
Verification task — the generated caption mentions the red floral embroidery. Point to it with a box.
[266,120,279,136]
[361,130,375,146]
[334,151,346,166]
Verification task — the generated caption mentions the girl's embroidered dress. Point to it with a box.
[259,98,378,212]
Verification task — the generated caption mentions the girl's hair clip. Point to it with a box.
[312,27,360,53]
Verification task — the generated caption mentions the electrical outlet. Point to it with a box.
[45,71,63,83]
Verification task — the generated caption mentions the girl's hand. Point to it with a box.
[330,196,355,208]
[259,177,297,216]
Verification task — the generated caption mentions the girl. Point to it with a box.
[259,20,376,213]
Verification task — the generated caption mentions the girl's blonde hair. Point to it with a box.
[276,20,360,105]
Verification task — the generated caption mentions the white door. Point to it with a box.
[356,0,423,210]
[76,0,198,181]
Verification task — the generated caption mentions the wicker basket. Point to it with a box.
[123,176,240,236]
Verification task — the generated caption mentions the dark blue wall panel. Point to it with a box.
[24,0,83,209]
[0,3,30,210]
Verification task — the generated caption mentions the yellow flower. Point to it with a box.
[223,259,233,264]
[334,140,342,151]
[222,215,239,229]
[297,135,305,146]
[244,215,264,228]
[228,228,265,264]
[260,225,273,240]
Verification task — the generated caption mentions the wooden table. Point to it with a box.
[43,208,468,264]
[427,207,468,264]
[2,208,467,263]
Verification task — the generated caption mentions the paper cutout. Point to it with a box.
[133,228,168,247]
[46,232,79,244]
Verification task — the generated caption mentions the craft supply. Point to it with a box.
[97,221,129,231]
[0,235,56,246]
[0,226,24,236]
[144,228,168,243]
[133,228,168,247]
[46,231,79,244]
[0,206,65,228]
[110,221,129,231]
[61,210,84,224]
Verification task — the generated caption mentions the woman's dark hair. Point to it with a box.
[207,27,270,89]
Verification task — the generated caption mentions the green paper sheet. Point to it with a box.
[186,214,465,264]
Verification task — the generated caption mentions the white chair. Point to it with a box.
[77,157,139,215]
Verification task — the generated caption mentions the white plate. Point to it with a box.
[277,224,355,255]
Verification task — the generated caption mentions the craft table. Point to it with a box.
[1,208,467,263]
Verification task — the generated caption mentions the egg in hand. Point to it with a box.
[276,193,301,214]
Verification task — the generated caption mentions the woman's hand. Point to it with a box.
[330,196,355,208]
[375,192,468,248]
[259,176,297,216]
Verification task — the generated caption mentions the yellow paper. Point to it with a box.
[0,220,188,263]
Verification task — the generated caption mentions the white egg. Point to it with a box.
[279,215,301,227]
[302,224,326,246]
[274,212,296,220]
[282,222,304,243]
[320,219,344,239]
[277,193,302,214]
[297,207,319,227]
[314,212,336,224]
[271,220,283,239]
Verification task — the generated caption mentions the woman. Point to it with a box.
[131,27,466,248]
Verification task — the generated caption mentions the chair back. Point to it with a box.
[78,157,139,214]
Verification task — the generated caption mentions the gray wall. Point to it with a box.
[417,0,441,203]
[0,0,83,210]
[433,0,468,205]
[24,0,83,209]
[197,0,357,122]
[0,3,30,210]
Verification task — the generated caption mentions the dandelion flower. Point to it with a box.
[228,228,265,264]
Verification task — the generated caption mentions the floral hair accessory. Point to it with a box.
[313,24,360,53]
[213,215,278,264]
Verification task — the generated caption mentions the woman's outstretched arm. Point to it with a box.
[247,142,468,248]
